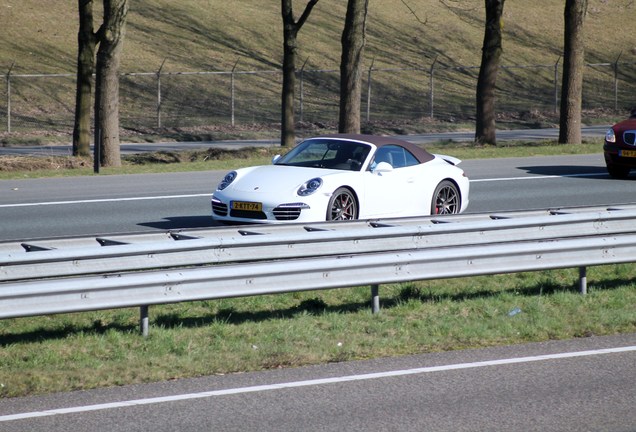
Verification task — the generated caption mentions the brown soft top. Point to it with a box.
[316,133,435,164]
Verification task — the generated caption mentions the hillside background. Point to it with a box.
[1,0,635,141]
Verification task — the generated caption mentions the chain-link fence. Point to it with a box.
[1,59,635,134]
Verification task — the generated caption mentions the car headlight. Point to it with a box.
[605,128,616,143]
[217,171,237,190]
[297,178,323,196]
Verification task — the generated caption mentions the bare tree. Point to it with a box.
[281,0,319,147]
[339,0,369,134]
[475,0,505,145]
[95,0,128,166]
[558,0,587,144]
[72,0,129,166]
[94,0,129,167]
[72,0,99,157]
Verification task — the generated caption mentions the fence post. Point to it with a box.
[613,52,622,111]
[366,59,375,122]
[156,58,166,129]
[429,56,438,119]
[231,58,240,127]
[6,61,15,133]
[299,57,309,124]
[553,56,561,114]
[94,126,101,174]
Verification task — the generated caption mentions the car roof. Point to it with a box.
[311,133,435,163]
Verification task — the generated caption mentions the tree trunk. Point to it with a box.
[280,0,319,147]
[72,0,97,157]
[475,0,505,146]
[94,0,128,167]
[338,0,369,134]
[558,0,587,144]
[281,2,297,148]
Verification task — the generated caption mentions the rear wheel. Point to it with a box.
[327,188,358,221]
[431,180,460,215]
[606,164,631,179]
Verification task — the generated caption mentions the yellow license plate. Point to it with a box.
[231,201,262,211]
[619,149,636,157]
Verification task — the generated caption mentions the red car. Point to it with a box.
[603,109,636,178]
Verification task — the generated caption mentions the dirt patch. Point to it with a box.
[123,146,280,166]
[0,155,92,172]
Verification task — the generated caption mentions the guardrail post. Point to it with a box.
[578,266,587,295]
[140,305,149,337]
[371,284,380,314]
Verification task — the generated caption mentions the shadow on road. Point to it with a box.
[138,215,221,230]
[518,165,616,178]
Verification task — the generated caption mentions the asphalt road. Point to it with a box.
[1,153,635,241]
[1,135,636,431]
[0,125,610,156]
[1,333,634,431]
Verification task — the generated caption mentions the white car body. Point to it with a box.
[211,134,469,224]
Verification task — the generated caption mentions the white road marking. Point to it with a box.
[470,172,607,182]
[0,172,607,208]
[1,345,634,422]
[0,194,210,209]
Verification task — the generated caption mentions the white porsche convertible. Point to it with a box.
[211,134,469,224]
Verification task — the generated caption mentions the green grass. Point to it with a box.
[1,265,634,398]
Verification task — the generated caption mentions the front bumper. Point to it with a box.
[211,195,326,224]
[603,142,636,168]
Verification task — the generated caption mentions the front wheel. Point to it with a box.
[431,180,460,215]
[606,164,631,179]
[327,188,358,221]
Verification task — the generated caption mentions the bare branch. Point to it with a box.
[400,0,428,25]
[296,0,319,30]
[438,0,481,24]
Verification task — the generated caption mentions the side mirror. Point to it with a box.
[272,154,281,164]
[373,161,393,174]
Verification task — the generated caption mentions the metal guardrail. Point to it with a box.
[2,204,636,336]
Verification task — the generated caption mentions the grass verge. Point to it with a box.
[1,265,635,398]
[0,139,603,180]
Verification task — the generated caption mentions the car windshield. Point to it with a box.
[275,139,372,171]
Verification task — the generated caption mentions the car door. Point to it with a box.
[361,145,418,218]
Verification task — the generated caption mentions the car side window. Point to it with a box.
[401,149,419,167]
[372,145,419,169]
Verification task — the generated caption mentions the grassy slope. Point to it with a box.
[1,0,634,142]
[2,0,634,75]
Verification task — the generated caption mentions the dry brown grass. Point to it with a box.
[0,155,92,172]
[2,0,633,73]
